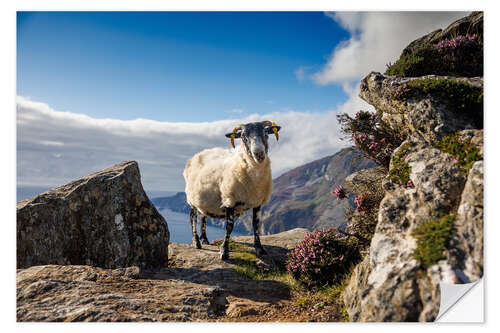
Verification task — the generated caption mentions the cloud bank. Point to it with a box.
[17,97,356,192]
[313,12,467,84]
[18,12,469,194]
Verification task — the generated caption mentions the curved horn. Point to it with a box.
[262,120,279,142]
[230,125,243,149]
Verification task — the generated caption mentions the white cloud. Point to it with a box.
[18,12,469,195]
[313,12,467,85]
[17,96,357,192]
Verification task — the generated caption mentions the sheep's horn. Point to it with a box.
[230,125,243,149]
[262,120,279,142]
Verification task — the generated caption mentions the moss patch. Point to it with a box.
[432,133,482,170]
[386,44,436,77]
[412,214,455,268]
[385,35,483,77]
[388,142,412,186]
[392,78,483,128]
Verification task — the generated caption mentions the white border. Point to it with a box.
[3,1,498,332]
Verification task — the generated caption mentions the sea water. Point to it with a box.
[158,208,246,244]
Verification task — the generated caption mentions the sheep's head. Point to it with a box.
[225,120,281,163]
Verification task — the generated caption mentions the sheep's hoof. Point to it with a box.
[255,247,267,257]
[219,248,229,260]
[192,236,202,249]
[200,236,209,245]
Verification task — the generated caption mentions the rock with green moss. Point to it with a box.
[359,72,483,144]
[344,141,471,322]
[400,12,483,56]
[412,215,456,268]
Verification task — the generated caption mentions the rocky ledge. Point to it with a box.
[17,229,310,322]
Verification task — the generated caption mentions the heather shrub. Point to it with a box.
[385,35,483,77]
[287,228,360,288]
[337,184,383,248]
[337,110,403,168]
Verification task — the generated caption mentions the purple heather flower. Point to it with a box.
[333,185,347,200]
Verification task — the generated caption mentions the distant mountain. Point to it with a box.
[237,147,375,234]
[151,147,375,235]
[17,186,51,202]
[152,192,190,214]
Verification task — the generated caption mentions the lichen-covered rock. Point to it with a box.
[345,11,483,323]
[359,72,483,144]
[17,161,170,269]
[344,166,386,197]
[16,264,226,322]
[448,160,483,282]
[344,141,472,322]
[17,229,307,322]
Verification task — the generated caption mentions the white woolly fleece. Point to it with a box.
[183,143,273,218]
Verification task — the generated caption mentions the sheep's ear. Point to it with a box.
[225,132,241,149]
[266,125,281,142]
[265,125,281,134]
[225,132,241,139]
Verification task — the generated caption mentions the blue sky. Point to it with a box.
[17,11,350,122]
[16,11,465,192]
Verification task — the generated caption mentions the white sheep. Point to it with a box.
[183,120,281,259]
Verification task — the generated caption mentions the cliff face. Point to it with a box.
[17,161,170,269]
[343,12,483,322]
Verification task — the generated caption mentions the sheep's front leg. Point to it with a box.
[190,207,201,249]
[253,206,267,257]
[200,216,209,244]
[220,207,235,260]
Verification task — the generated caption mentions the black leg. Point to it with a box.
[253,206,267,257]
[200,216,209,244]
[190,207,201,249]
[220,207,234,260]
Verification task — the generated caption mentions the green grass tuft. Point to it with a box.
[412,214,455,268]
[432,133,482,170]
[388,142,412,186]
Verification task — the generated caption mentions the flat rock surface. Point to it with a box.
[17,228,310,322]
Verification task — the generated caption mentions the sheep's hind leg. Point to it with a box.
[252,206,267,257]
[190,207,201,249]
[200,216,209,244]
[220,207,235,260]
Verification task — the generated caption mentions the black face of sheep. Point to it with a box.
[225,121,281,163]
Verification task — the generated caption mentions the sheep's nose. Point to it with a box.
[254,151,266,162]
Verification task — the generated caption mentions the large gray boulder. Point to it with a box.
[17,161,170,269]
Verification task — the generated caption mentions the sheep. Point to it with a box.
[183,120,281,259]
